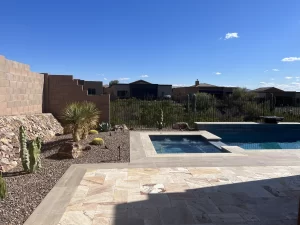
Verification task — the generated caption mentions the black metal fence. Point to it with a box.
[110,97,300,129]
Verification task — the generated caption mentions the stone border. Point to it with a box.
[24,165,87,225]
[138,131,246,157]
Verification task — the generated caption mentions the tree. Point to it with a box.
[109,80,119,87]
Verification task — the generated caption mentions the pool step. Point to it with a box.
[221,145,245,153]
[199,130,222,141]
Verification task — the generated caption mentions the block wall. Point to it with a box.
[45,75,110,122]
[0,55,43,116]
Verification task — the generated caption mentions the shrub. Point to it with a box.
[91,138,104,146]
[89,130,99,134]
[61,101,101,142]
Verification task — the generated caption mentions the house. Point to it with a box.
[172,79,236,101]
[77,79,103,95]
[104,80,172,100]
[253,87,300,106]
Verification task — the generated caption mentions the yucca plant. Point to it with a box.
[61,101,100,142]
[80,101,101,140]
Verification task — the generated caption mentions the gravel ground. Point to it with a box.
[0,130,130,225]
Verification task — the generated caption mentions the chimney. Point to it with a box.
[195,79,199,86]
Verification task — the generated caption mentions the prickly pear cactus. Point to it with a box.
[19,126,30,172]
[0,172,7,200]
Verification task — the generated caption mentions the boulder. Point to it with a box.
[122,124,129,131]
[57,142,83,159]
[172,122,190,130]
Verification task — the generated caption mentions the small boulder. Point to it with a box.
[122,124,129,131]
[172,122,189,130]
[57,142,83,159]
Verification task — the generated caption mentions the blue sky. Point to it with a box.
[0,0,300,90]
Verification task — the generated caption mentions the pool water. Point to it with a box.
[223,141,300,149]
[211,129,300,150]
[149,135,226,154]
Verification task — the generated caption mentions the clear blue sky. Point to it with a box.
[0,0,300,90]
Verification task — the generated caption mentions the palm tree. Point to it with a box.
[61,101,100,142]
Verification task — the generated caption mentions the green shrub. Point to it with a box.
[89,130,99,134]
[91,138,104,145]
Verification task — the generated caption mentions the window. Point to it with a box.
[297,98,300,104]
[117,90,127,97]
[88,88,96,95]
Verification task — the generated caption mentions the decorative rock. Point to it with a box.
[1,158,10,165]
[0,145,9,151]
[114,124,129,131]
[172,122,190,130]
[140,184,166,194]
[57,142,83,159]
[0,113,63,172]
[122,124,129,131]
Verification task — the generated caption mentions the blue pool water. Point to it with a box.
[149,135,227,154]
[211,129,300,150]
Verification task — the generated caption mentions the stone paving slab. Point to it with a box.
[25,165,300,225]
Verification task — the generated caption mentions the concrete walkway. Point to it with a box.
[24,131,300,225]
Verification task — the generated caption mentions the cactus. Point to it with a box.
[91,138,104,145]
[19,126,42,173]
[89,130,99,134]
[35,137,42,170]
[0,172,7,200]
[99,122,111,132]
[19,126,30,172]
[28,137,42,173]
[157,109,164,130]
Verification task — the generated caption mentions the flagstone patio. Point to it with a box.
[25,165,300,225]
[23,131,300,225]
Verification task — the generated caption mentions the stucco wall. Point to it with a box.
[0,55,44,116]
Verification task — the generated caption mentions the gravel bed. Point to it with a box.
[0,130,129,225]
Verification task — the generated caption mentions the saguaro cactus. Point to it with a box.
[19,126,30,172]
[0,172,7,200]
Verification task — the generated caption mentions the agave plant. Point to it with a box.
[61,101,100,142]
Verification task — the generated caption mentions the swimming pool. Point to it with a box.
[149,135,228,154]
[210,128,300,150]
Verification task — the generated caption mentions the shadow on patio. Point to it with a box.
[107,172,299,225]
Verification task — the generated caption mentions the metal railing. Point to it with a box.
[110,97,300,129]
